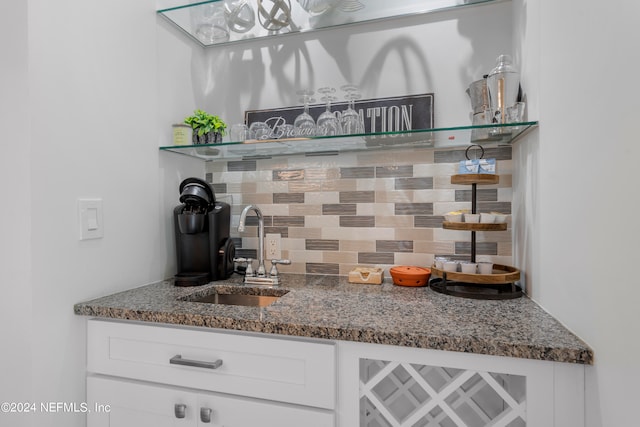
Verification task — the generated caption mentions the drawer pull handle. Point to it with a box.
[174,403,186,419]
[170,354,223,370]
[200,407,212,423]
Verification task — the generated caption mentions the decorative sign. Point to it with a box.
[244,93,434,139]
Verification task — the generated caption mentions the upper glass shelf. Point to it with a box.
[157,0,505,47]
[159,121,538,161]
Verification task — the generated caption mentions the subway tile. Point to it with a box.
[288,227,322,239]
[395,177,433,190]
[416,241,455,254]
[339,216,375,227]
[273,193,305,204]
[339,191,375,203]
[305,168,340,181]
[375,215,414,228]
[395,253,433,267]
[273,216,305,227]
[455,242,498,256]
[394,228,434,241]
[228,160,257,172]
[287,181,323,192]
[358,252,395,264]
[322,227,395,240]
[305,239,340,251]
[340,167,375,179]
[341,240,376,252]
[257,180,288,193]
[240,193,273,205]
[434,146,512,163]
[323,204,357,215]
[376,165,413,178]
[376,240,413,253]
[305,215,340,228]
[324,251,357,264]
[289,204,322,216]
[357,203,395,216]
[414,216,445,228]
[306,263,340,275]
[455,189,498,202]
[375,190,413,203]
[273,169,305,181]
[395,202,433,215]
[477,202,511,214]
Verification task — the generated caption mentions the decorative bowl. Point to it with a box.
[389,266,431,287]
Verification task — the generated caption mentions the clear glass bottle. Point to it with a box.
[487,54,520,125]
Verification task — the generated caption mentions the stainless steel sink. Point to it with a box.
[186,288,289,307]
[193,293,281,307]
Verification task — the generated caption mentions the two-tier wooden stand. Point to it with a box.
[430,174,523,299]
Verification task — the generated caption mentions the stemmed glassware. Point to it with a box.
[316,87,343,136]
[293,89,317,137]
[340,84,364,135]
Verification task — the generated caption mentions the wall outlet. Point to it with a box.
[266,233,281,259]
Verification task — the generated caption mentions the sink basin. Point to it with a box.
[185,288,289,307]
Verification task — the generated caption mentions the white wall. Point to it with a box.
[515,0,640,425]
[1,1,202,426]
[0,1,32,427]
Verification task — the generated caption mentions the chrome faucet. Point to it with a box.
[238,204,266,277]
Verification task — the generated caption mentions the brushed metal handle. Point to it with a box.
[174,403,186,419]
[170,355,223,370]
[200,407,212,423]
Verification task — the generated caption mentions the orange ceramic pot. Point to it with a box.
[389,266,431,287]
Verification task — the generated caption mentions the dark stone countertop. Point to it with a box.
[74,274,593,364]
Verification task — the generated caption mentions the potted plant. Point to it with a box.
[184,109,227,144]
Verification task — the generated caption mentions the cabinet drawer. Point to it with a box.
[87,319,335,409]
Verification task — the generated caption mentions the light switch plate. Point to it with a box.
[78,199,103,240]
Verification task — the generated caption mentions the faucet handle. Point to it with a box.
[269,259,291,277]
[245,258,254,276]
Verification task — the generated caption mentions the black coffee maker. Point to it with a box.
[173,178,235,286]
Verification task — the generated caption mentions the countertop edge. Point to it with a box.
[73,304,594,365]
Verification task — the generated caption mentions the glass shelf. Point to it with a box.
[157,0,505,48]
[159,121,538,161]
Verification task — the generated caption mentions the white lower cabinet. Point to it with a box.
[87,375,334,427]
[85,319,586,427]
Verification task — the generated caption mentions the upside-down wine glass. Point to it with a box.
[340,84,364,135]
[293,89,317,137]
[316,87,343,136]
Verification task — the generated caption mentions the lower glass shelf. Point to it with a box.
[159,121,538,161]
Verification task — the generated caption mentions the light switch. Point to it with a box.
[78,199,103,240]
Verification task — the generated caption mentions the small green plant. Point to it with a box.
[184,109,227,137]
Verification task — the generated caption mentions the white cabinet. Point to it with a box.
[87,376,334,427]
[85,319,586,427]
[86,319,336,427]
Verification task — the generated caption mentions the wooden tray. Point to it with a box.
[451,174,499,185]
[442,222,507,231]
[430,264,520,285]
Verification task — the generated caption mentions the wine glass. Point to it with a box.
[293,90,317,137]
[316,87,343,136]
[340,84,364,135]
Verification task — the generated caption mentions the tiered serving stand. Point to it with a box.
[429,173,522,299]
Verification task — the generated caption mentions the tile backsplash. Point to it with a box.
[206,146,513,276]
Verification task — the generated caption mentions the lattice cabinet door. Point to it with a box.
[360,358,525,426]
[336,342,585,427]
